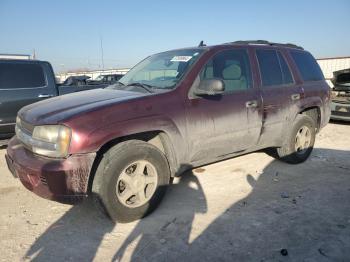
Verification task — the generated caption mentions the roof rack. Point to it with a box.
[225,40,304,50]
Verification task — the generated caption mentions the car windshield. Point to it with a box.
[108,49,205,90]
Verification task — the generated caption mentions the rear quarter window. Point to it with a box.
[290,51,324,82]
[0,63,46,89]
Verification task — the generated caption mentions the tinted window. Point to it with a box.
[0,63,46,89]
[256,49,283,86]
[277,52,293,84]
[200,49,252,92]
[290,51,324,81]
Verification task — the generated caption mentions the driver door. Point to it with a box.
[185,48,262,164]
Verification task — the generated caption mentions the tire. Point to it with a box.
[275,114,316,164]
[92,140,170,223]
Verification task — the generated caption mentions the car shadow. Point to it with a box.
[25,148,350,261]
[112,168,207,261]
[24,198,115,261]
[24,165,207,261]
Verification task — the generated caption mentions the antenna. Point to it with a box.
[100,35,105,70]
[198,40,206,47]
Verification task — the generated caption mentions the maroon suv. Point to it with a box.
[6,40,331,222]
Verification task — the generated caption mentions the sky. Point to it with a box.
[1,0,349,73]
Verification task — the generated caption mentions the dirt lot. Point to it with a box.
[0,122,349,262]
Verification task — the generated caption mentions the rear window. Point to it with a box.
[256,49,282,86]
[256,49,294,87]
[290,51,324,82]
[0,63,46,89]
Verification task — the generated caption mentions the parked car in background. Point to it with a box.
[330,68,350,121]
[88,74,124,85]
[6,40,331,223]
[0,60,106,142]
[61,75,91,86]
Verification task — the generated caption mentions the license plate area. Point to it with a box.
[5,154,17,178]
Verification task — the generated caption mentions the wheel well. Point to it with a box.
[300,107,321,130]
[87,131,177,192]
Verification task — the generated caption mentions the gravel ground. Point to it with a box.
[0,122,349,262]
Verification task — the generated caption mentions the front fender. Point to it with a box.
[68,114,186,164]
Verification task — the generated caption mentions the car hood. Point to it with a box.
[332,68,350,91]
[19,88,146,124]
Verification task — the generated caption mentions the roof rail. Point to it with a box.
[225,40,304,50]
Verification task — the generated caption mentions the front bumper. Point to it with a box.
[5,137,96,204]
[331,101,350,121]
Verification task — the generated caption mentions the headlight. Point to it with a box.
[331,90,339,99]
[31,125,71,158]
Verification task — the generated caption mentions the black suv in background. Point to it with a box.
[0,59,105,142]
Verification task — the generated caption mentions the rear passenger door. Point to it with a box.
[186,48,262,163]
[0,61,57,136]
[255,49,299,146]
[289,50,327,121]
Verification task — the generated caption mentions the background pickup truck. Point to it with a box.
[0,59,106,142]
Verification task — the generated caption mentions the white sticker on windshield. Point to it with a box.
[171,56,192,62]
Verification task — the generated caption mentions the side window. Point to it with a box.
[290,51,324,82]
[200,49,252,92]
[256,49,283,86]
[0,63,46,89]
[277,52,293,84]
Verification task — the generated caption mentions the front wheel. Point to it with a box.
[92,140,171,223]
[274,114,316,164]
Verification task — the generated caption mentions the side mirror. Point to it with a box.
[194,78,225,96]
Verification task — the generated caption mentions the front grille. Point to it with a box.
[15,123,33,151]
[331,111,350,117]
[333,99,350,104]
[18,118,34,135]
[39,175,47,185]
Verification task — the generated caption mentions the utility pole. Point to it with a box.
[100,35,105,71]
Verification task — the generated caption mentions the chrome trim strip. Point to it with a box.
[0,122,15,126]
[0,85,48,91]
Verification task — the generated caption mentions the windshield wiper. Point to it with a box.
[126,82,154,93]
[105,81,125,89]
[114,81,125,86]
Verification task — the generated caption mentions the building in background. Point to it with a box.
[57,56,350,86]
[317,57,350,87]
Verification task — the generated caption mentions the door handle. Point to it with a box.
[291,93,300,101]
[38,94,54,98]
[245,100,258,108]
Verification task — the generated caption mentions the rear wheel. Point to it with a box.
[92,140,170,223]
[274,114,316,164]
